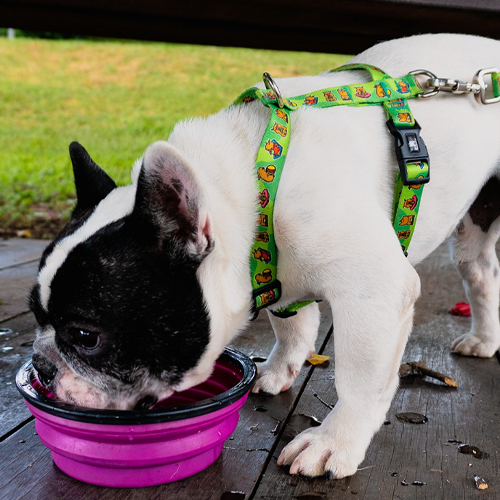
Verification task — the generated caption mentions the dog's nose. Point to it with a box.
[32,353,58,387]
[134,395,158,411]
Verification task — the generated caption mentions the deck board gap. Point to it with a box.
[0,259,41,272]
[248,323,334,500]
[0,416,34,443]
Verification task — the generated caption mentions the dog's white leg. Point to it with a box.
[450,202,500,357]
[277,251,420,478]
[252,302,321,395]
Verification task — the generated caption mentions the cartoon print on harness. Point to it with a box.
[272,122,288,137]
[255,268,273,284]
[258,165,277,183]
[275,109,289,122]
[355,86,371,98]
[396,80,410,93]
[259,214,269,227]
[409,173,428,190]
[259,188,270,208]
[403,194,418,211]
[399,215,415,226]
[323,91,337,102]
[304,95,319,106]
[260,290,276,306]
[369,65,386,75]
[388,99,405,108]
[397,229,412,239]
[256,231,269,243]
[397,113,412,123]
[253,248,272,264]
[337,88,352,101]
[265,140,283,159]
[375,84,391,98]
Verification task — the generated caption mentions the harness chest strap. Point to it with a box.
[232,64,440,318]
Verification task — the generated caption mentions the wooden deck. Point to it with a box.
[1,238,499,500]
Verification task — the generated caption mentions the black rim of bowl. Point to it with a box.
[16,347,257,424]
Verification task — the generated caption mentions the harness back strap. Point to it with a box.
[232,64,427,318]
[333,64,430,255]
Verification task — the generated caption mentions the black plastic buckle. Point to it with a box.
[250,280,282,321]
[387,120,430,186]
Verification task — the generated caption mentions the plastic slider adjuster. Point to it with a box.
[250,280,282,320]
[387,120,430,186]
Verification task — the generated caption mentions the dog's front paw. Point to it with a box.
[277,425,365,479]
[451,332,500,357]
[252,360,301,395]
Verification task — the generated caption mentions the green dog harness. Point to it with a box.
[232,64,500,319]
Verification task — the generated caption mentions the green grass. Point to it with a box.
[0,38,350,236]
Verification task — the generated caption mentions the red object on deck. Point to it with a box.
[450,302,471,317]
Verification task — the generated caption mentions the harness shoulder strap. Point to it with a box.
[233,64,428,318]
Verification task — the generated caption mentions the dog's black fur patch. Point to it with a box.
[35,216,209,386]
[469,177,500,232]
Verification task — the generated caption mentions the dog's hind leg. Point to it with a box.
[449,177,500,357]
[252,301,321,394]
[277,238,421,478]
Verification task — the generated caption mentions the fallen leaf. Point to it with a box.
[16,229,32,238]
[306,354,330,365]
[474,475,488,490]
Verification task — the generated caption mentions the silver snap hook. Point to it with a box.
[263,72,285,108]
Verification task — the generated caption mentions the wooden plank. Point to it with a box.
[0,261,39,322]
[0,313,39,439]
[0,239,47,271]
[1,0,500,55]
[0,306,333,499]
[254,242,500,499]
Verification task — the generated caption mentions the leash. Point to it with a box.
[232,64,500,319]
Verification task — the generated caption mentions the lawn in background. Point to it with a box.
[0,38,350,237]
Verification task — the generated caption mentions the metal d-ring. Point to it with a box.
[263,72,285,108]
[409,69,440,98]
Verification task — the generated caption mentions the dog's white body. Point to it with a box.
[33,33,500,478]
[166,34,500,477]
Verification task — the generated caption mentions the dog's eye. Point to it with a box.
[75,330,101,351]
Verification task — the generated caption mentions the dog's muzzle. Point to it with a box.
[32,353,58,387]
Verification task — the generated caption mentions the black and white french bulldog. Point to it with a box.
[31,34,500,478]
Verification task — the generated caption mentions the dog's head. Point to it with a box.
[29,141,232,410]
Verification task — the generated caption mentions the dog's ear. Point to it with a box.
[69,142,117,216]
[133,141,213,259]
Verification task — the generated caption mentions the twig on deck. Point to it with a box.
[399,361,458,387]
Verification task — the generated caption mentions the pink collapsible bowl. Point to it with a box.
[16,347,256,487]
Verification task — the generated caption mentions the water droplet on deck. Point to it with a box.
[395,412,428,424]
[458,443,489,459]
